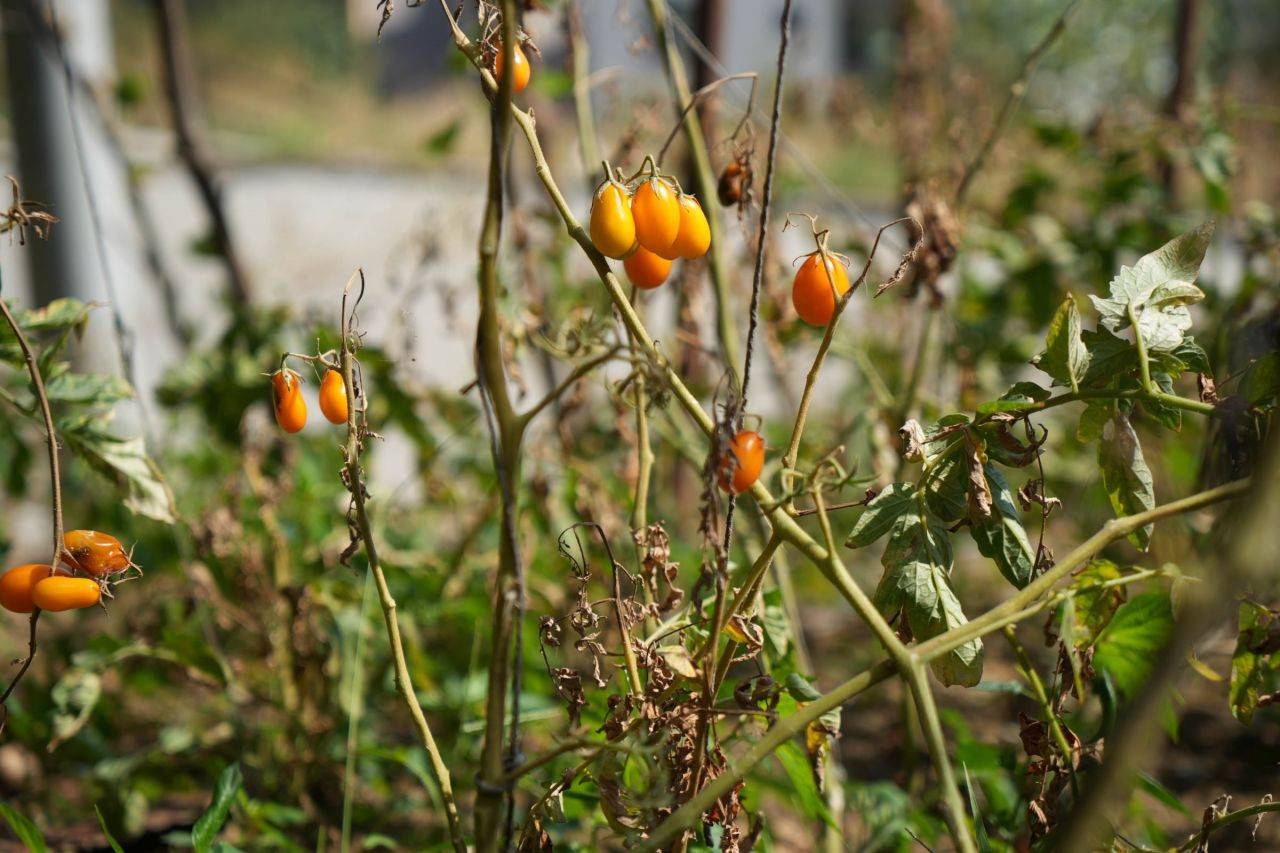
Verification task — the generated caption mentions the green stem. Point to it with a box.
[1002,626,1079,799]
[1128,302,1154,393]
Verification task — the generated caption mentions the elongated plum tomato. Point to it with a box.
[791,252,850,327]
[32,576,101,612]
[631,176,681,258]
[493,42,531,93]
[717,430,765,494]
[271,369,307,433]
[62,530,131,578]
[319,368,348,425]
[623,246,673,290]
[589,180,637,260]
[670,194,711,259]
[0,564,59,613]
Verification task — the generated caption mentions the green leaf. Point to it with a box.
[1136,771,1191,817]
[1080,327,1139,386]
[59,425,177,523]
[1097,410,1155,549]
[1242,352,1280,406]
[1141,372,1182,431]
[1033,296,1090,391]
[846,482,917,548]
[43,372,134,406]
[773,741,831,824]
[977,382,1049,415]
[95,805,126,853]
[1089,223,1214,352]
[1077,398,1113,442]
[1066,559,1125,645]
[1094,591,1174,699]
[0,802,48,852]
[192,763,243,852]
[874,514,984,686]
[923,453,968,522]
[1230,601,1279,724]
[1153,337,1211,377]
[963,765,994,853]
[968,466,1034,588]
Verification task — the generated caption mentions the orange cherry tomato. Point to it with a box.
[631,176,681,258]
[623,246,673,290]
[493,41,531,93]
[32,576,101,612]
[590,179,638,260]
[717,430,765,494]
[670,194,711,260]
[62,530,132,578]
[791,252,850,327]
[272,369,307,433]
[319,368,349,425]
[0,564,60,613]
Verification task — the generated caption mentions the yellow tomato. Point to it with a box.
[589,180,638,259]
[670,193,711,259]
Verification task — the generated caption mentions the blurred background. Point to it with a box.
[0,0,1277,849]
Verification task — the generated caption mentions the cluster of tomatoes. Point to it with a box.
[272,367,349,433]
[0,530,138,614]
[589,160,712,291]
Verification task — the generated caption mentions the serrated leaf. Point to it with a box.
[59,426,177,523]
[192,763,243,852]
[977,382,1050,415]
[1034,296,1090,391]
[846,482,917,548]
[1230,601,1279,724]
[874,513,984,686]
[1153,337,1211,378]
[1094,591,1174,699]
[969,466,1034,588]
[1097,410,1155,549]
[1089,223,1213,352]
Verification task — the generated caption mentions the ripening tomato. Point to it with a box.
[717,430,765,494]
[319,368,349,425]
[631,176,681,257]
[272,369,307,433]
[32,576,101,612]
[590,179,638,259]
[791,252,850,327]
[493,41,531,93]
[623,246,673,290]
[62,530,132,578]
[0,564,60,613]
[717,160,749,207]
[670,194,711,259]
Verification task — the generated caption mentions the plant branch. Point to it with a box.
[1003,625,1080,798]
[639,478,1249,849]
[337,274,466,853]
[518,346,620,430]
[643,0,740,374]
[954,0,1080,205]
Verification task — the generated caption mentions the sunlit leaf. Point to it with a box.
[846,482,916,548]
[192,763,243,852]
[1094,591,1174,699]
[1230,601,1280,724]
[1033,295,1090,391]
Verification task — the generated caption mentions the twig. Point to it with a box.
[336,272,466,853]
[954,0,1080,205]
[656,72,758,164]
[565,1,600,179]
[151,0,252,304]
